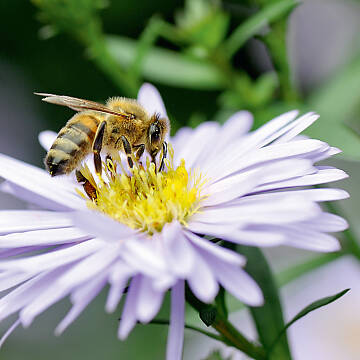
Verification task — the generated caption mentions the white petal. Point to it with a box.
[166,280,185,360]
[219,111,253,143]
[136,276,164,323]
[202,250,263,306]
[0,318,21,349]
[0,210,72,234]
[118,275,141,340]
[208,139,328,182]
[123,238,167,277]
[55,273,107,335]
[236,188,349,205]
[0,181,69,211]
[193,198,321,225]
[187,222,285,247]
[274,113,319,144]
[58,243,121,288]
[300,213,348,232]
[282,226,341,252]
[18,265,73,327]
[0,271,35,292]
[38,130,57,151]
[137,83,167,118]
[255,112,318,148]
[186,251,219,303]
[174,122,220,167]
[185,231,245,266]
[247,110,299,146]
[0,153,85,210]
[0,227,91,248]
[171,127,193,154]
[254,168,348,192]
[162,222,195,277]
[71,210,136,242]
[0,240,103,272]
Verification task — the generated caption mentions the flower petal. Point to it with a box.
[0,240,103,272]
[0,210,72,234]
[38,130,57,151]
[0,227,91,248]
[136,276,164,323]
[137,83,167,118]
[162,222,195,277]
[55,273,108,335]
[254,168,348,192]
[166,280,185,360]
[0,153,85,210]
[118,275,141,340]
[201,249,263,306]
[185,231,245,266]
[186,250,219,303]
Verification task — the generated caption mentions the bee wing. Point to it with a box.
[34,93,132,119]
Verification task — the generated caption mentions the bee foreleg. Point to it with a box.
[121,135,134,169]
[159,142,168,172]
[92,121,106,176]
[134,144,145,161]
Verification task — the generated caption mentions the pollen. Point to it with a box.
[78,146,206,235]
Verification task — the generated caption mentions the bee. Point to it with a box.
[36,93,170,179]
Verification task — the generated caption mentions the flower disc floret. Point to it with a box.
[85,150,205,235]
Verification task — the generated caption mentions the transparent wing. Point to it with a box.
[35,93,133,119]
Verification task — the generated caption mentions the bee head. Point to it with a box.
[148,113,170,160]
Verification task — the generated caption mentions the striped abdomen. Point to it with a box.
[45,113,101,176]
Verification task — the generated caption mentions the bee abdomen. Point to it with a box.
[45,113,100,176]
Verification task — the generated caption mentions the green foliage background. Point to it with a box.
[0,0,360,359]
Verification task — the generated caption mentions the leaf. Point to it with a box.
[199,306,217,327]
[236,245,292,360]
[269,289,350,352]
[106,35,225,89]
[224,0,298,57]
[307,56,360,159]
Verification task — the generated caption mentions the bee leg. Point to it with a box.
[76,170,97,201]
[121,135,134,168]
[92,121,106,176]
[134,144,145,161]
[159,142,168,172]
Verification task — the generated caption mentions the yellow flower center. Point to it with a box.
[77,146,205,235]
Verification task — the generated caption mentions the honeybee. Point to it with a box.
[36,93,170,178]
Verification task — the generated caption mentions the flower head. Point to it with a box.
[0,84,348,359]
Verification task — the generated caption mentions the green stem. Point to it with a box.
[185,287,266,360]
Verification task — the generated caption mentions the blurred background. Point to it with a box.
[0,0,360,359]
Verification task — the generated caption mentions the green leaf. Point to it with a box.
[307,57,360,159]
[269,289,350,352]
[200,306,217,326]
[224,0,298,57]
[237,245,292,360]
[106,35,225,89]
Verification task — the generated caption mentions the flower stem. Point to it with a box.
[211,316,266,360]
[185,286,266,360]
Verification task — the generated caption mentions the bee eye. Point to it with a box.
[149,123,161,144]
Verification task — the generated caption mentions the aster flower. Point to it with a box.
[0,84,348,359]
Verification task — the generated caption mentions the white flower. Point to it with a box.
[0,84,348,359]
